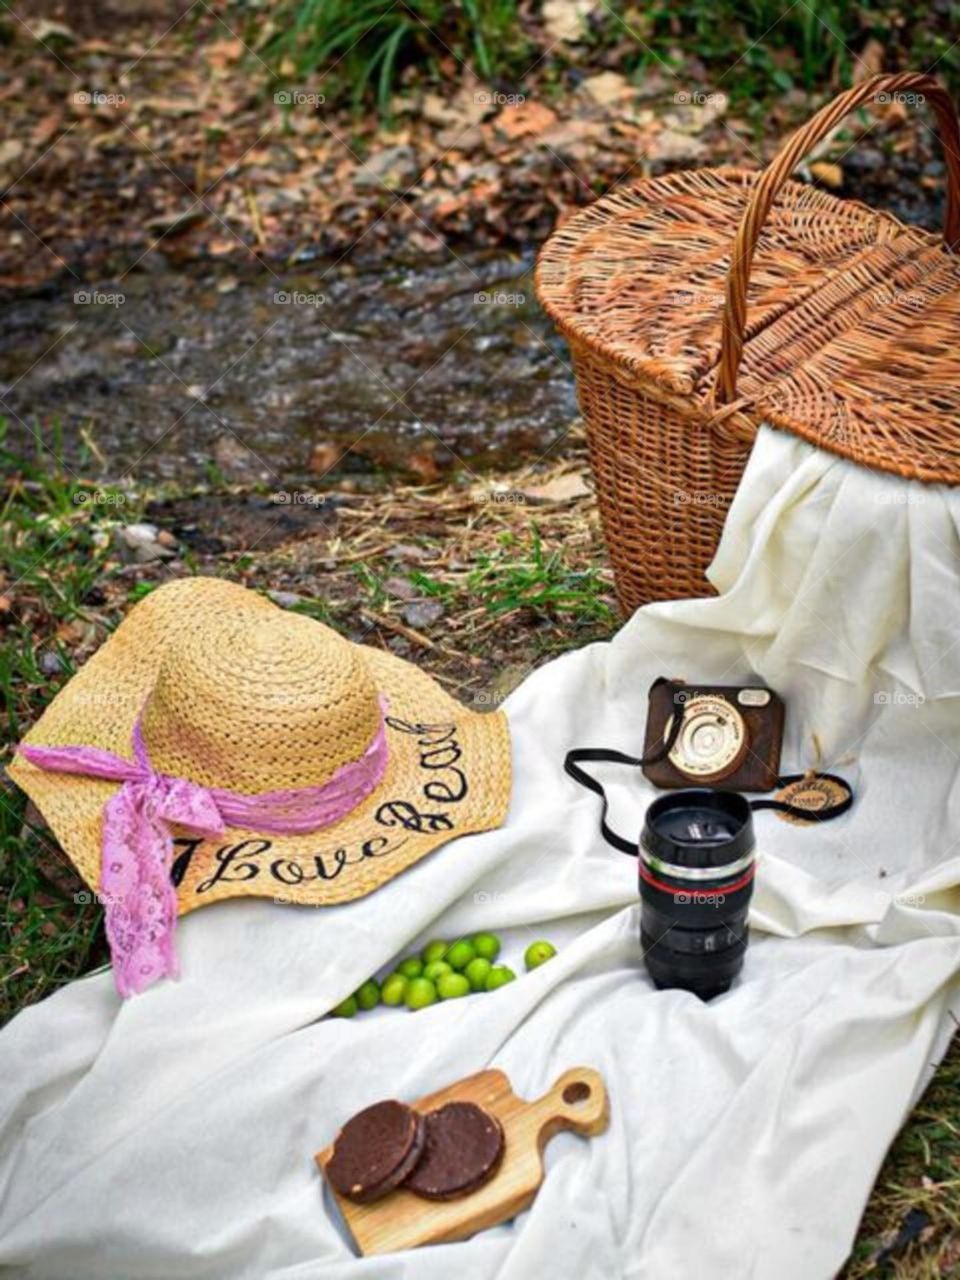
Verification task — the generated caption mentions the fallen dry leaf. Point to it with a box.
[521,472,591,503]
[810,161,844,189]
[542,0,595,43]
[580,71,630,107]
[648,127,708,164]
[497,100,559,140]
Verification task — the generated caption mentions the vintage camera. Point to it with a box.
[642,679,785,793]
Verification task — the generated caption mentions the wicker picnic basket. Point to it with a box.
[536,72,960,615]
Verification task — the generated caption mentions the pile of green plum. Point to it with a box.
[331,934,557,1017]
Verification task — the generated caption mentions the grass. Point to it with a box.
[270,0,532,113]
[267,0,960,115]
[842,1027,960,1276]
[0,424,134,1017]
[467,527,615,621]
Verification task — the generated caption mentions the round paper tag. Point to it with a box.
[774,775,850,825]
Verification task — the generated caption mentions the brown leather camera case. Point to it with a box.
[642,681,785,793]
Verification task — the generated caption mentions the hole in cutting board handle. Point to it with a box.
[562,1081,591,1105]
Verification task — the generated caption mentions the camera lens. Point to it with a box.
[639,789,755,1000]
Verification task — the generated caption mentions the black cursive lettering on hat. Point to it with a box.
[176,834,409,893]
[375,801,454,833]
[193,840,272,893]
[171,716,476,899]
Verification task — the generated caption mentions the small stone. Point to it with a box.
[40,651,66,676]
[386,543,430,562]
[267,590,303,608]
[116,523,175,564]
[385,576,418,601]
[402,600,445,629]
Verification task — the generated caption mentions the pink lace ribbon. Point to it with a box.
[18,708,389,998]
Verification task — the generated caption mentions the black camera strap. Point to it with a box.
[564,683,854,856]
[563,678,687,856]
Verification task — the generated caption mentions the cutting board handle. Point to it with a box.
[529,1067,609,1149]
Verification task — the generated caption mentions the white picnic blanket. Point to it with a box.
[1,427,959,1280]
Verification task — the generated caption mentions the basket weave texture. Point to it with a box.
[537,73,960,614]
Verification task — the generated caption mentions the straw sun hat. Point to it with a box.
[10,578,511,996]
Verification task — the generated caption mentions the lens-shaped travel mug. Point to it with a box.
[639,789,756,1000]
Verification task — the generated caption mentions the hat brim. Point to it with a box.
[9,580,511,912]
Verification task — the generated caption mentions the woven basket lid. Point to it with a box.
[537,75,960,484]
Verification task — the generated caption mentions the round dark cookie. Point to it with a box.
[326,1100,426,1204]
[403,1101,505,1200]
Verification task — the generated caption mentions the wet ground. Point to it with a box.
[0,147,947,493]
[0,251,575,487]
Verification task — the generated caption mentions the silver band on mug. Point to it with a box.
[639,845,756,882]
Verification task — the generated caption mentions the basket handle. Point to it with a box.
[717,72,960,404]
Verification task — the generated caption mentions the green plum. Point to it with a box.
[436,972,471,1000]
[524,940,557,971]
[331,994,358,1018]
[485,965,516,992]
[354,979,380,1011]
[380,973,408,1006]
[421,939,449,965]
[404,977,438,1011]
[471,931,502,962]
[444,939,476,971]
[464,957,492,991]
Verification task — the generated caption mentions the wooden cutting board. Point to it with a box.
[315,1065,609,1255]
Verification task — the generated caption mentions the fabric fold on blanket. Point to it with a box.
[1,426,958,1280]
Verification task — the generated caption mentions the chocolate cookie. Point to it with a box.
[326,1100,426,1204]
[403,1101,504,1200]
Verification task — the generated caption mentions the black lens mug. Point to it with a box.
[639,789,756,999]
